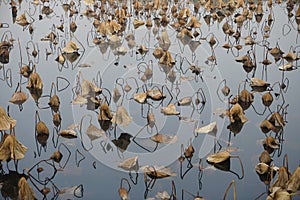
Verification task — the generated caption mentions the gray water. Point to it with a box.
[0,0,300,199]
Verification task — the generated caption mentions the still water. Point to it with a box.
[0,0,300,199]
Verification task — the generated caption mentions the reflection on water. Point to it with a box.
[0,0,300,199]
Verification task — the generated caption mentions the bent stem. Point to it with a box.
[230,155,245,179]
[223,180,236,200]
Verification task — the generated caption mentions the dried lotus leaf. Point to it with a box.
[50,151,63,163]
[62,40,79,53]
[286,166,300,192]
[206,151,230,164]
[16,13,29,27]
[260,119,275,134]
[133,19,145,29]
[53,113,61,127]
[161,104,180,115]
[279,63,294,71]
[259,150,272,164]
[133,93,147,104]
[113,88,122,103]
[159,30,171,51]
[0,134,28,161]
[262,92,273,107]
[9,91,28,105]
[118,156,139,171]
[98,103,113,121]
[222,86,230,96]
[228,103,248,123]
[150,133,177,144]
[36,121,49,136]
[147,89,165,100]
[0,106,16,130]
[250,78,270,87]
[195,121,217,136]
[264,136,280,149]
[283,52,299,62]
[111,106,132,127]
[255,163,269,174]
[27,72,43,90]
[59,129,77,139]
[118,188,128,200]
[48,95,60,112]
[141,165,176,178]
[178,97,192,106]
[18,177,36,200]
[86,124,105,141]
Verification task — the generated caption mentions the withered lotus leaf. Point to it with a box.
[118,187,128,200]
[238,89,254,104]
[62,40,79,53]
[260,119,275,134]
[113,88,122,103]
[0,106,17,130]
[283,52,299,63]
[262,92,273,107]
[81,80,102,97]
[286,166,300,193]
[50,151,63,163]
[19,65,32,78]
[178,97,192,106]
[264,136,280,149]
[48,95,60,112]
[255,163,270,175]
[118,156,139,171]
[269,112,285,128]
[159,50,175,68]
[187,16,201,28]
[16,13,29,27]
[161,104,180,115]
[153,47,164,59]
[53,113,61,127]
[36,121,49,136]
[18,177,37,200]
[98,103,113,121]
[250,78,270,87]
[159,30,171,51]
[222,86,231,96]
[206,151,230,164]
[279,63,294,71]
[86,124,105,141]
[228,103,248,123]
[184,145,194,158]
[133,93,147,104]
[27,72,43,90]
[141,165,176,178]
[0,134,28,161]
[111,106,132,127]
[146,89,166,100]
[59,129,77,139]
[195,121,218,136]
[150,133,177,144]
[9,91,28,105]
[271,167,290,190]
[259,150,272,165]
[133,19,145,29]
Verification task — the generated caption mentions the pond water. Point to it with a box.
[0,0,300,199]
